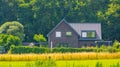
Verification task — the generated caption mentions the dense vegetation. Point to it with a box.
[9,46,120,54]
[0,0,120,42]
[8,40,120,54]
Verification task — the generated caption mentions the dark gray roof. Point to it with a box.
[47,19,102,40]
[69,23,102,40]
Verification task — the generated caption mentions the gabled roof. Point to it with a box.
[47,19,79,37]
[47,19,102,40]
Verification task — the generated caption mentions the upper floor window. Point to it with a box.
[82,31,96,38]
[56,31,61,37]
[66,32,72,36]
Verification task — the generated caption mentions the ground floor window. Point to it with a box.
[56,43,71,48]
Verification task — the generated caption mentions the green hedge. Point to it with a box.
[52,48,98,53]
[10,46,49,54]
[10,46,120,54]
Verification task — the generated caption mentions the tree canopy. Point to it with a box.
[0,34,21,51]
[33,34,46,42]
[0,21,25,41]
[0,0,120,41]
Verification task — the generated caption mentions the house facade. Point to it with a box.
[47,19,102,48]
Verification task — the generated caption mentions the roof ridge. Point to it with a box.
[69,23,101,24]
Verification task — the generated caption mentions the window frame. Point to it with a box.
[81,30,96,38]
[66,31,72,36]
[55,31,61,37]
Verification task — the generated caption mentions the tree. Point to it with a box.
[97,0,120,40]
[0,0,120,41]
[33,34,46,46]
[33,34,46,42]
[0,34,21,51]
[0,21,25,41]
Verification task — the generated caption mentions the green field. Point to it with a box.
[0,59,120,67]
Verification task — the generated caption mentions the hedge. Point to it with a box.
[10,46,49,54]
[52,48,98,53]
[9,46,120,54]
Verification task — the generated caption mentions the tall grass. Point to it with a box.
[0,52,120,61]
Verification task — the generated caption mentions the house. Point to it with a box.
[47,19,102,48]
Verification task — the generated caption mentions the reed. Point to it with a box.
[0,52,120,61]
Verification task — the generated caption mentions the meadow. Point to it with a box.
[0,52,120,67]
[0,59,120,67]
[0,52,120,61]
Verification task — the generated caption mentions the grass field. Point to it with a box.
[0,59,120,67]
[0,52,120,61]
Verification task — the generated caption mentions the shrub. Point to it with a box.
[0,34,21,52]
[113,40,120,49]
[9,46,120,54]
[10,46,49,54]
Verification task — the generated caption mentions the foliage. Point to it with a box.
[0,21,25,41]
[52,47,97,53]
[0,46,5,53]
[0,34,21,51]
[33,34,46,42]
[113,40,120,49]
[9,46,120,54]
[10,46,49,54]
[0,0,120,41]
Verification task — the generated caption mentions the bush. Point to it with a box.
[10,46,49,54]
[0,34,22,52]
[9,46,120,54]
[52,47,98,53]
[113,40,120,49]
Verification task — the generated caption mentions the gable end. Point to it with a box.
[47,19,79,37]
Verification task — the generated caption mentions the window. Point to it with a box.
[82,32,87,37]
[82,31,96,38]
[57,43,71,48]
[66,32,72,36]
[56,31,61,37]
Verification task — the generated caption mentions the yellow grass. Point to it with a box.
[0,52,120,61]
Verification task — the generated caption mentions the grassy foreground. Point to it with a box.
[56,59,120,67]
[0,59,120,67]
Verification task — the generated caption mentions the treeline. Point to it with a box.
[0,0,120,41]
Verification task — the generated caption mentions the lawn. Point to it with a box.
[0,59,120,67]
